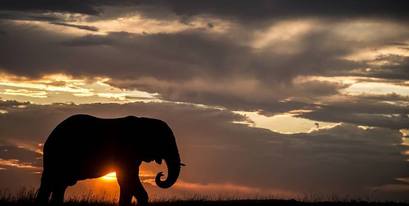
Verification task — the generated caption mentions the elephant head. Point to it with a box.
[144,119,184,189]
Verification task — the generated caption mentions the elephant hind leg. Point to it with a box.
[36,172,52,204]
[117,172,133,206]
[118,186,133,206]
[50,183,67,204]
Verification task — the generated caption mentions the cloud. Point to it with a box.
[298,96,409,129]
[367,56,409,80]
[50,22,99,32]
[0,73,157,104]
[2,16,403,82]
[0,159,39,170]
[1,17,408,120]
[0,144,42,165]
[0,19,366,113]
[1,16,408,122]
[0,11,61,22]
[0,100,408,200]
[2,0,409,23]
[135,0,409,22]
[0,99,29,109]
[0,0,102,15]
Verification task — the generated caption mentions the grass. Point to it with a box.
[1,189,408,206]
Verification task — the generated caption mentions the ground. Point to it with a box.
[1,191,409,206]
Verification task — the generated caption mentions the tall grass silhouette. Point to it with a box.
[1,189,409,206]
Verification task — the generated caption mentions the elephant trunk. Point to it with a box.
[155,155,181,188]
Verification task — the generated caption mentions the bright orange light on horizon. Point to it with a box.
[101,172,117,181]
[98,166,156,183]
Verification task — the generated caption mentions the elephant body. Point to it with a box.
[36,114,182,206]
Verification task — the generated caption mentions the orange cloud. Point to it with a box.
[0,158,39,170]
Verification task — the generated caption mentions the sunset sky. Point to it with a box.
[0,0,409,202]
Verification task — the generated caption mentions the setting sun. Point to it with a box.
[101,172,117,181]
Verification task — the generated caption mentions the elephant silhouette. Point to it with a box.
[36,114,184,206]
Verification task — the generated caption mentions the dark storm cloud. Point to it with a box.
[359,93,409,103]
[0,20,360,114]
[1,0,409,22]
[0,11,61,22]
[0,1,409,124]
[137,0,409,23]
[0,0,102,15]
[2,17,409,115]
[298,97,409,129]
[3,16,405,82]
[0,10,100,32]
[62,34,113,46]
[157,92,312,115]
[0,100,408,200]
[367,56,409,80]
[50,22,99,32]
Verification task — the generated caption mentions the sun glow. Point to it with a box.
[101,172,117,181]
[99,169,156,183]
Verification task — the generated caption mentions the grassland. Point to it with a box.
[1,190,408,206]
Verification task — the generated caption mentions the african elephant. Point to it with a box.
[36,114,184,206]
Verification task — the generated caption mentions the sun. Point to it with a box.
[99,169,154,182]
[101,172,117,181]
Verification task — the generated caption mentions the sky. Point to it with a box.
[0,0,409,202]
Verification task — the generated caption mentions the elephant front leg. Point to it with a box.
[117,165,149,206]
